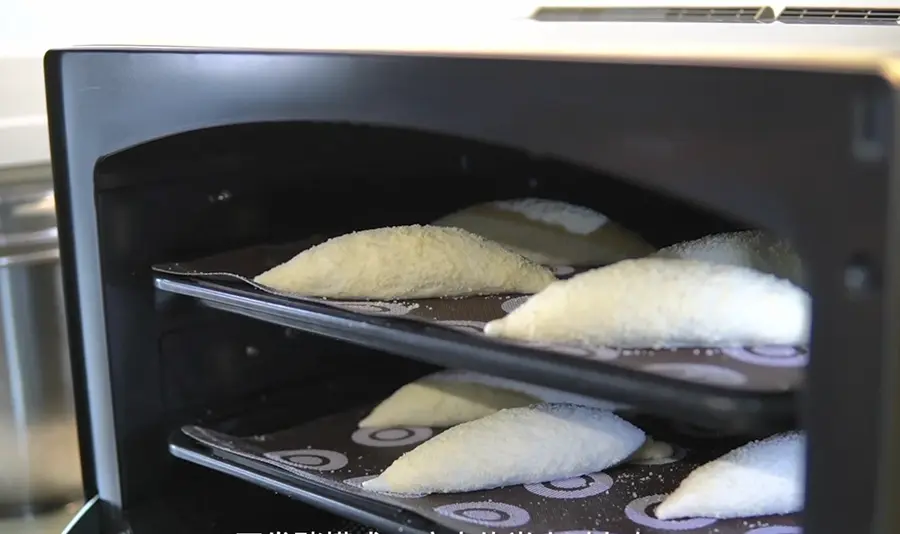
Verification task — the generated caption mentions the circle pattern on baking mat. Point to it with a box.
[625,494,718,530]
[523,472,613,499]
[641,362,748,386]
[434,501,530,528]
[436,320,486,334]
[501,295,530,314]
[554,531,614,534]
[721,345,808,368]
[342,475,426,499]
[351,427,433,447]
[628,442,686,466]
[326,301,419,316]
[264,449,348,471]
[745,527,802,534]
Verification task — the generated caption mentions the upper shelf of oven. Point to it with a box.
[150,216,803,435]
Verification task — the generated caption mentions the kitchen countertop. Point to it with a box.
[0,502,81,534]
[0,163,51,184]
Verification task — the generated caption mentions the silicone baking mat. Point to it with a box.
[181,406,801,534]
[153,238,807,393]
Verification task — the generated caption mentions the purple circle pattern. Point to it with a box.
[625,494,717,530]
[264,449,348,471]
[351,427,432,447]
[524,473,614,499]
[501,296,530,314]
[721,346,808,368]
[434,501,531,528]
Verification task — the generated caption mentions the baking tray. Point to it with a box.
[153,237,804,431]
[173,404,802,534]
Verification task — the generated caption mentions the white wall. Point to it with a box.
[2,0,900,169]
[0,0,538,168]
[0,55,48,169]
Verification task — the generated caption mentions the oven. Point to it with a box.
[43,39,900,534]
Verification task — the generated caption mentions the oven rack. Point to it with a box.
[154,274,796,433]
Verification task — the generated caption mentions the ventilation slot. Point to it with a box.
[531,6,776,23]
[779,8,900,24]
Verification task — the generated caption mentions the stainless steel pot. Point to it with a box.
[0,180,82,517]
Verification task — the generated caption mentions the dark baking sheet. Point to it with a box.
[153,239,807,393]
[181,405,801,534]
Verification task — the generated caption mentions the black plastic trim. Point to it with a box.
[44,54,98,502]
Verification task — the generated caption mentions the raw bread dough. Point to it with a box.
[433,198,654,266]
[360,375,535,428]
[253,225,556,299]
[630,438,674,461]
[484,257,811,348]
[362,403,646,495]
[655,431,805,520]
[652,230,805,286]
[359,369,625,428]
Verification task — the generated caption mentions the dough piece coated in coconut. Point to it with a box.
[655,431,805,520]
[363,403,645,495]
[359,369,624,428]
[434,198,654,266]
[630,438,675,461]
[254,225,556,299]
[652,230,805,286]
[484,258,810,348]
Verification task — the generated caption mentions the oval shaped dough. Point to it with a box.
[359,369,625,428]
[652,230,805,286]
[655,431,805,520]
[253,225,556,299]
[362,403,645,495]
[630,437,674,461]
[433,198,655,266]
[484,258,810,348]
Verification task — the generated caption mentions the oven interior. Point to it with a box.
[93,121,802,533]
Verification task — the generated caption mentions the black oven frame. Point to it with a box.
[44,47,900,534]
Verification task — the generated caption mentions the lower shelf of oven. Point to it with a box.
[156,275,797,433]
[169,406,802,534]
[170,431,452,534]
